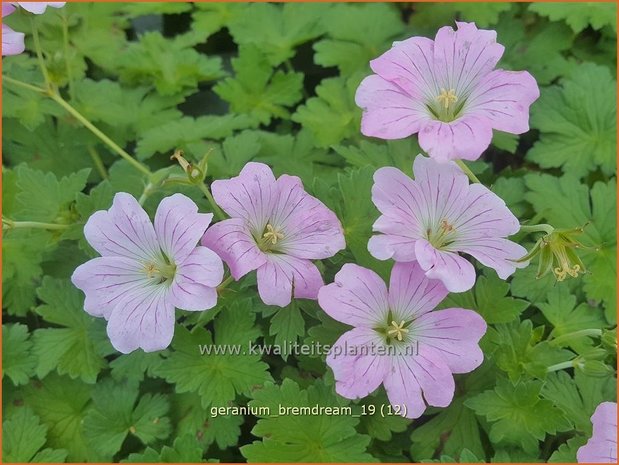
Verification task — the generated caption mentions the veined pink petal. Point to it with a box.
[71,256,149,319]
[271,174,345,260]
[456,237,528,279]
[383,345,455,418]
[415,238,476,292]
[327,328,390,399]
[370,36,438,100]
[418,116,493,162]
[15,2,65,14]
[367,234,417,262]
[154,193,213,264]
[2,23,25,56]
[413,308,486,373]
[356,75,429,139]
[578,402,618,463]
[318,263,389,328]
[210,162,276,233]
[256,254,323,307]
[433,22,504,96]
[106,285,174,354]
[170,246,224,311]
[201,218,266,280]
[388,262,448,321]
[468,69,540,134]
[84,193,159,262]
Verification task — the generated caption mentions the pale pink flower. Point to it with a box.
[2,4,24,56]
[355,22,540,162]
[319,261,486,419]
[368,155,527,292]
[13,2,65,14]
[72,193,224,354]
[578,402,617,463]
[202,162,345,307]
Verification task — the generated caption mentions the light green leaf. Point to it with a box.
[83,379,171,458]
[214,45,303,125]
[2,324,37,385]
[529,2,617,33]
[241,379,376,462]
[528,63,616,178]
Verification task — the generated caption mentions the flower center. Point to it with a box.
[426,218,457,249]
[256,223,285,253]
[387,320,409,341]
[428,88,463,122]
[437,88,458,109]
[143,258,176,284]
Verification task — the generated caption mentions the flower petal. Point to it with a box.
[71,256,149,319]
[414,238,476,292]
[271,174,346,260]
[468,69,540,134]
[327,328,389,399]
[201,218,266,280]
[318,263,389,328]
[2,24,25,56]
[15,2,65,14]
[413,308,486,373]
[170,246,224,311]
[578,402,618,463]
[418,116,493,162]
[433,22,504,96]
[84,193,159,262]
[106,286,174,354]
[210,162,276,232]
[370,36,438,100]
[368,234,417,262]
[154,193,213,264]
[456,237,528,279]
[356,75,428,139]
[388,262,448,321]
[256,254,323,307]
[383,345,455,418]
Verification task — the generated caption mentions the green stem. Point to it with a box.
[550,329,602,347]
[455,159,481,184]
[88,146,108,180]
[48,92,152,177]
[138,182,155,206]
[546,359,579,373]
[519,223,555,235]
[198,183,225,221]
[217,274,234,293]
[30,16,52,89]
[3,218,69,231]
[61,9,75,100]
[3,75,46,94]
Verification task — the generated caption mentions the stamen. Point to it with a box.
[145,263,158,278]
[387,320,409,341]
[263,223,284,245]
[437,88,458,110]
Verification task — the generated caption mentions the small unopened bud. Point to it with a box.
[578,360,614,378]
[602,329,617,351]
[171,149,204,184]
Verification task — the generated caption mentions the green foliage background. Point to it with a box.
[2,2,617,463]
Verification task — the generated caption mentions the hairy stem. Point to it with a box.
[519,223,555,235]
[199,183,225,221]
[3,218,69,231]
[88,146,108,180]
[455,159,481,184]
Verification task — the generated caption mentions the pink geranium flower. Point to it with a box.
[2,4,25,56]
[318,261,486,419]
[368,155,527,292]
[578,402,617,463]
[72,193,224,354]
[355,22,540,162]
[13,2,65,14]
[202,162,346,307]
